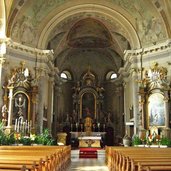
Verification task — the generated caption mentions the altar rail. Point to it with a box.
[106,146,171,171]
[0,145,71,171]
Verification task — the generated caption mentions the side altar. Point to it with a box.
[71,132,106,147]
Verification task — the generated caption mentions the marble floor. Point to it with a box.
[66,150,109,171]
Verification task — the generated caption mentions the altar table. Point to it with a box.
[78,136,101,147]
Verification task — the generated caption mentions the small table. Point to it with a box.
[78,136,101,147]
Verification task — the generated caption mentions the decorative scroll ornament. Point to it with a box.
[137,62,169,90]
[147,62,168,90]
[8,61,31,89]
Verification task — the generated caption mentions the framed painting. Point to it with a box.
[81,92,95,119]
[148,93,165,127]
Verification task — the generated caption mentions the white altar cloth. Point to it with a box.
[78,136,101,140]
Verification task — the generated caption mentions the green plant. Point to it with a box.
[132,135,142,146]
[19,136,32,145]
[0,122,7,145]
[160,137,171,146]
[34,129,54,145]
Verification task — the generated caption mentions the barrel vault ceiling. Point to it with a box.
[5,0,171,82]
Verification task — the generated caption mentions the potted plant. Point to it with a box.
[19,136,32,145]
[160,137,171,147]
[132,135,142,146]
[34,129,54,145]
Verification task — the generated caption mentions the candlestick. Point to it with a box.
[17,120,20,132]
[14,119,17,131]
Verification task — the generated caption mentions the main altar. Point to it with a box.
[71,132,106,147]
[64,67,110,147]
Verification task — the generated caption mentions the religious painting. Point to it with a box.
[148,93,165,127]
[82,92,95,119]
[13,92,29,121]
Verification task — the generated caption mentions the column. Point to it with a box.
[131,70,139,134]
[53,82,62,134]
[47,77,54,131]
[0,57,5,107]
[0,0,7,108]
[0,0,6,39]
[123,80,128,133]
[31,85,38,128]
[7,86,14,127]
[164,94,169,128]
[37,73,48,133]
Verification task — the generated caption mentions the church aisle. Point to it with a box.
[67,158,109,171]
[66,150,109,171]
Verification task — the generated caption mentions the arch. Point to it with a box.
[37,4,140,49]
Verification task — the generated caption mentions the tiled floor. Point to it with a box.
[66,150,109,171]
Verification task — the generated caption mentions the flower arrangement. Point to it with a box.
[0,121,55,146]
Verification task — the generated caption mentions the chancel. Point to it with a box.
[0,0,171,170]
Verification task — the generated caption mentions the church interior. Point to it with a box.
[0,0,171,170]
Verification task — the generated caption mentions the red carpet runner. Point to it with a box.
[79,148,101,158]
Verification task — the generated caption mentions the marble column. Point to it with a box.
[7,86,14,127]
[47,77,54,131]
[31,85,38,128]
[131,70,139,134]
[0,0,6,39]
[164,94,169,128]
[37,74,48,133]
[0,57,5,107]
[53,83,62,134]
[0,0,7,107]
[123,81,127,132]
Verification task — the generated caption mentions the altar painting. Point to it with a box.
[148,93,165,127]
[82,92,95,119]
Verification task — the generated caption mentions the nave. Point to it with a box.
[66,150,109,171]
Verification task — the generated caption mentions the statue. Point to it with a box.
[84,116,93,135]
[84,108,93,135]
[1,104,8,125]
[15,94,26,118]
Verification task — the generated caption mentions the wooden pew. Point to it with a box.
[106,147,171,171]
[0,145,71,171]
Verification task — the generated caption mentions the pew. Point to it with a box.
[106,146,171,171]
[0,145,71,171]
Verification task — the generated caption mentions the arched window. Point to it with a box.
[60,70,72,81]
[106,71,117,80]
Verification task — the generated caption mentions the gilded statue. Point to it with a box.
[84,107,93,135]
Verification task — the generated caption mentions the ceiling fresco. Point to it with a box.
[5,0,171,82]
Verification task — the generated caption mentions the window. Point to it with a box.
[60,70,72,81]
[110,73,117,79]
[60,73,67,79]
[106,71,117,80]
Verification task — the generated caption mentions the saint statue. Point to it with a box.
[1,104,8,125]
[84,107,93,135]
[15,94,26,118]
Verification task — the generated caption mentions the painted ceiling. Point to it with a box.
[6,0,171,82]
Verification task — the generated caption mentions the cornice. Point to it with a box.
[6,39,54,58]
[124,39,171,60]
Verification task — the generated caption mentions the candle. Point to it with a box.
[17,120,20,132]
[14,119,17,131]
[23,122,25,134]
[28,121,30,133]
